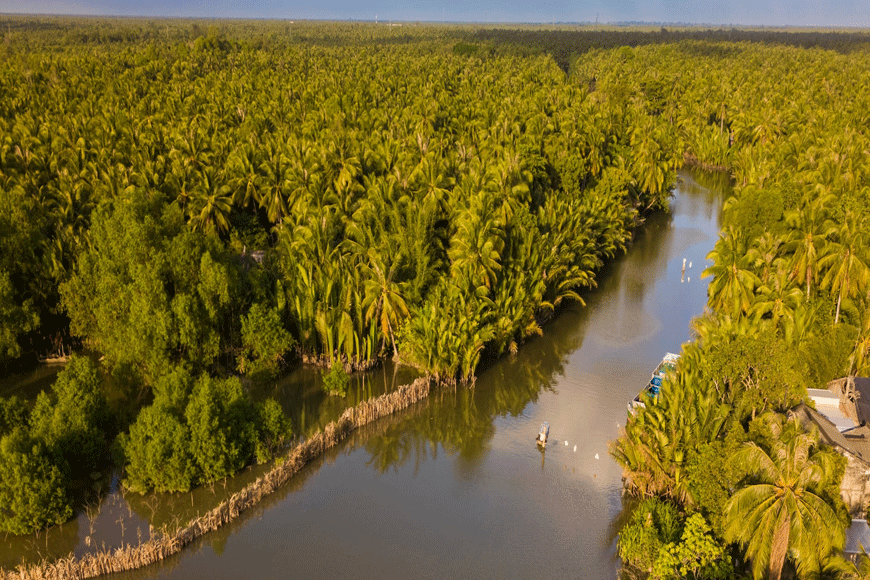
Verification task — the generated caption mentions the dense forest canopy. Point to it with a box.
[580,31,870,580]
[3,16,870,579]
[0,16,680,539]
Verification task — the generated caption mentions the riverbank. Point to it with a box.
[109,168,723,580]
[1,377,435,580]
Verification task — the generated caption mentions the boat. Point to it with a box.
[536,422,550,446]
[628,352,680,413]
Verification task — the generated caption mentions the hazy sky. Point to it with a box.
[1,0,866,27]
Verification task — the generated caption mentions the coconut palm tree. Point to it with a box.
[611,369,729,507]
[188,167,232,235]
[724,414,845,580]
[818,210,870,325]
[703,226,760,318]
[748,270,804,335]
[785,192,837,301]
[361,251,409,359]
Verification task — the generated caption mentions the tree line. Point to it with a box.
[0,20,681,536]
[596,40,870,579]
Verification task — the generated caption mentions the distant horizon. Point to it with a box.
[3,13,869,29]
[0,1,867,29]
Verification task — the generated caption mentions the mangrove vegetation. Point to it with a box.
[589,35,870,580]
[0,16,680,542]
[2,16,870,580]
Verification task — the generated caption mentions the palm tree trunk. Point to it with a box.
[387,316,399,360]
[835,289,842,325]
[806,265,811,301]
[835,268,849,325]
[769,515,790,580]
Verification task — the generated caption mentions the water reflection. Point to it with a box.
[1,168,726,579]
[0,361,418,570]
[0,363,62,401]
[248,361,420,437]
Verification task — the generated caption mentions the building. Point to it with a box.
[792,377,870,561]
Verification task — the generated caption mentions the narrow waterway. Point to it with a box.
[0,168,726,577]
[104,168,725,580]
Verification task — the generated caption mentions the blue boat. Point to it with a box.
[628,353,680,413]
[536,422,550,446]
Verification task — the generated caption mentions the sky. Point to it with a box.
[1,0,867,27]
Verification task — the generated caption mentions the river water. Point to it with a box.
[2,168,726,578]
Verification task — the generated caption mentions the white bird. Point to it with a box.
[565,440,569,446]
[573,445,577,452]
[594,453,599,460]
[687,276,690,283]
[689,261,692,268]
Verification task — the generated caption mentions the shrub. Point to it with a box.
[239,302,294,378]
[0,428,73,534]
[30,355,112,479]
[119,404,196,493]
[322,364,349,396]
[618,497,682,575]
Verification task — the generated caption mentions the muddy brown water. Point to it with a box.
[1,168,726,579]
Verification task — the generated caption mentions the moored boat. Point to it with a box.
[536,422,550,446]
[628,352,680,413]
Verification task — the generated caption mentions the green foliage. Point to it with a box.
[118,404,196,493]
[184,375,253,483]
[0,428,73,535]
[684,435,744,538]
[611,350,731,507]
[725,186,786,240]
[239,302,294,378]
[254,399,292,463]
[0,395,27,438]
[151,362,195,411]
[651,513,734,580]
[399,283,495,384]
[121,371,292,492]
[61,199,243,379]
[0,270,39,362]
[1,19,693,382]
[452,42,479,56]
[29,355,111,478]
[692,326,807,421]
[322,364,349,397]
[0,357,113,533]
[618,497,682,576]
[8,23,870,565]
[801,323,858,393]
[0,179,46,364]
[725,413,847,580]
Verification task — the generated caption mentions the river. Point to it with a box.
[2,168,726,578]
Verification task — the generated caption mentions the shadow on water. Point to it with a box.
[1,167,726,579]
[361,292,593,474]
[0,360,419,570]
[247,360,420,438]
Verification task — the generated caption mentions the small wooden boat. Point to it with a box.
[628,352,680,414]
[536,422,550,446]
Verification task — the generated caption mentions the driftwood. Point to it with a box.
[1,377,434,580]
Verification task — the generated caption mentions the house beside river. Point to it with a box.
[792,377,870,560]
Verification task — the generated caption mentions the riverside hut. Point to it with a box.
[792,376,870,516]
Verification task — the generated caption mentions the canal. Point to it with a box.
[2,167,727,578]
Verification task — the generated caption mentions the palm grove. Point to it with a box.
[1,18,868,580]
[589,40,870,579]
[0,19,679,537]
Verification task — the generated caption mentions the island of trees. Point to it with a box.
[1,16,870,580]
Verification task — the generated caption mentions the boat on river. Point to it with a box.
[536,422,550,446]
[628,353,680,413]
